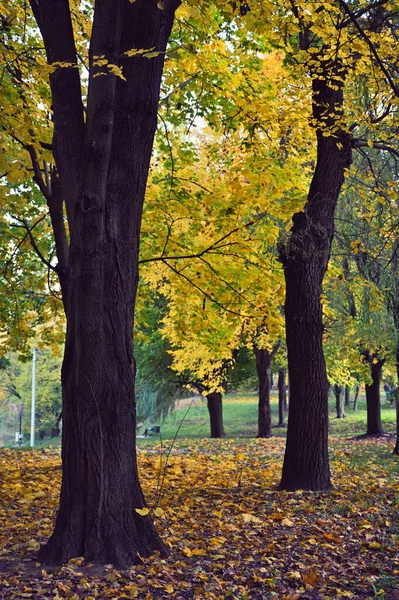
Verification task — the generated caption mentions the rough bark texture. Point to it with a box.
[206,392,224,438]
[334,385,345,418]
[29,0,181,568]
[279,56,351,491]
[364,354,385,436]
[278,369,287,426]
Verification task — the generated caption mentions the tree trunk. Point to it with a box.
[344,385,350,407]
[254,347,273,438]
[206,392,224,438]
[284,377,289,413]
[30,0,181,568]
[394,400,399,455]
[364,354,385,436]
[279,57,351,491]
[334,385,345,418]
[353,384,360,411]
[393,301,399,454]
[277,369,287,426]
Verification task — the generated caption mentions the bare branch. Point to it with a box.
[159,74,199,108]
[11,215,55,271]
[337,0,399,97]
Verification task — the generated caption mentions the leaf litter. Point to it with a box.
[0,436,399,599]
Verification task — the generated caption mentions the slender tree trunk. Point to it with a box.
[277,369,287,426]
[353,384,360,411]
[334,385,345,418]
[284,377,289,413]
[394,401,399,455]
[344,385,350,407]
[255,347,273,438]
[30,0,181,568]
[364,354,385,436]
[393,300,399,454]
[206,392,224,438]
[279,57,351,491]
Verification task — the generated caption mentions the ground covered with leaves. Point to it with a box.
[1,437,399,599]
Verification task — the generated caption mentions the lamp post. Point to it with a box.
[30,348,37,447]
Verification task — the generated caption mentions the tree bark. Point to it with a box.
[277,369,287,426]
[206,392,224,438]
[353,384,360,411]
[364,353,385,436]
[334,385,345,418]
[255,347,273,438]
[279,56,351,491]
[30,0,181,568]
[394,399,399,456]
[344,385,350,407]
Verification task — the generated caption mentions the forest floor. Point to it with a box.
[1,409,399,599]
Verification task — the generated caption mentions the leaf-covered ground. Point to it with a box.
[1,437,399,599]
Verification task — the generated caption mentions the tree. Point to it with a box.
[278,1,398,491]
[2,0,181,567]
[254,340,280,438]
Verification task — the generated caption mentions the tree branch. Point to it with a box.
[11,215,55,271]
[337,0,399,97]
[159,74,199,108]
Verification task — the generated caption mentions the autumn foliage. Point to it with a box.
[1,436,399,599]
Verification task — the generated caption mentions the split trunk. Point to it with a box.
[29,0,180,567]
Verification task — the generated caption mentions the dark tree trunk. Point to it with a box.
[353,384,360,411]
[30,0,180,568]
[393,290,399,454]
[278,369,287,426]
[394,400,399,456]
[345,385,350,407]
[206,392,224,438]
[334,385,345,418]
[279,57,351,491]
[255,347,273,438]
[364,353,385,436]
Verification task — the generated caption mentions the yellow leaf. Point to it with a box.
[281,518,294,527]
[322,532,342,543]
[182,546,192,557]
[135,507,150,516]
[154,507,165,517]
[242,513,261,524]
[165,584,174,593]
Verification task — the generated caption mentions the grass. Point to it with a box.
[136,390,397,445]
[10,390,397,450]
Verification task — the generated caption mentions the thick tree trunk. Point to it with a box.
[207,392,224,438]
[32,0,180,568]
[279,58,351,491]
[334,385,345,418]
[364,354,385,436]
[278,369,287,426]
[344,385,350,407]
[255,347,273,438]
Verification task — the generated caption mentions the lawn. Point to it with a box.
[136,391,397,444]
